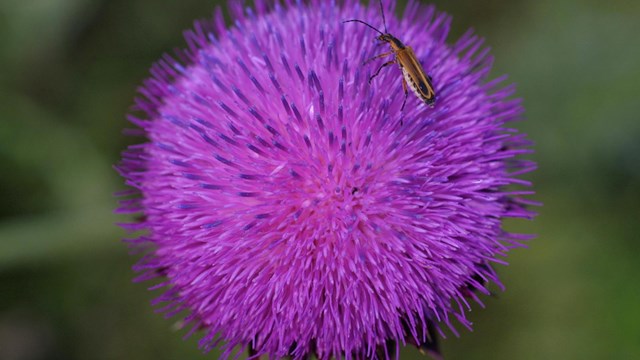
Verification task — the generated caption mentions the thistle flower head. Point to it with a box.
[117,0,536,358]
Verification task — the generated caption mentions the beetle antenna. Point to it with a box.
[343,19,385,36]
[379,0,388,34]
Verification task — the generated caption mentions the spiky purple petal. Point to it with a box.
[117,0,536,359]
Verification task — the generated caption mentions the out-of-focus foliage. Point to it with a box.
[1,0,638,359]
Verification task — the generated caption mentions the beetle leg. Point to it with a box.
[401,76,409,111]
[369,60,396,84]
[363,51,394,65]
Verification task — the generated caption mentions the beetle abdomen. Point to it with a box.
[401,67,435,106]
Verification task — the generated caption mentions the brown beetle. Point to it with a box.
[344,0,436,110]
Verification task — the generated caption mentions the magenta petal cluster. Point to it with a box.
[117,0,536,358]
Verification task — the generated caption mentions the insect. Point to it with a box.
[344,0,436,111]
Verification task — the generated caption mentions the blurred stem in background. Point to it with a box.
[0,90,118,268]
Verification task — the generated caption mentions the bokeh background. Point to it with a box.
[1,0,639,359]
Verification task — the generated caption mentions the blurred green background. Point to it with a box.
[1,0,639,359]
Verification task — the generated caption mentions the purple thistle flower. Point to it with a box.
[117,0,536,359]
